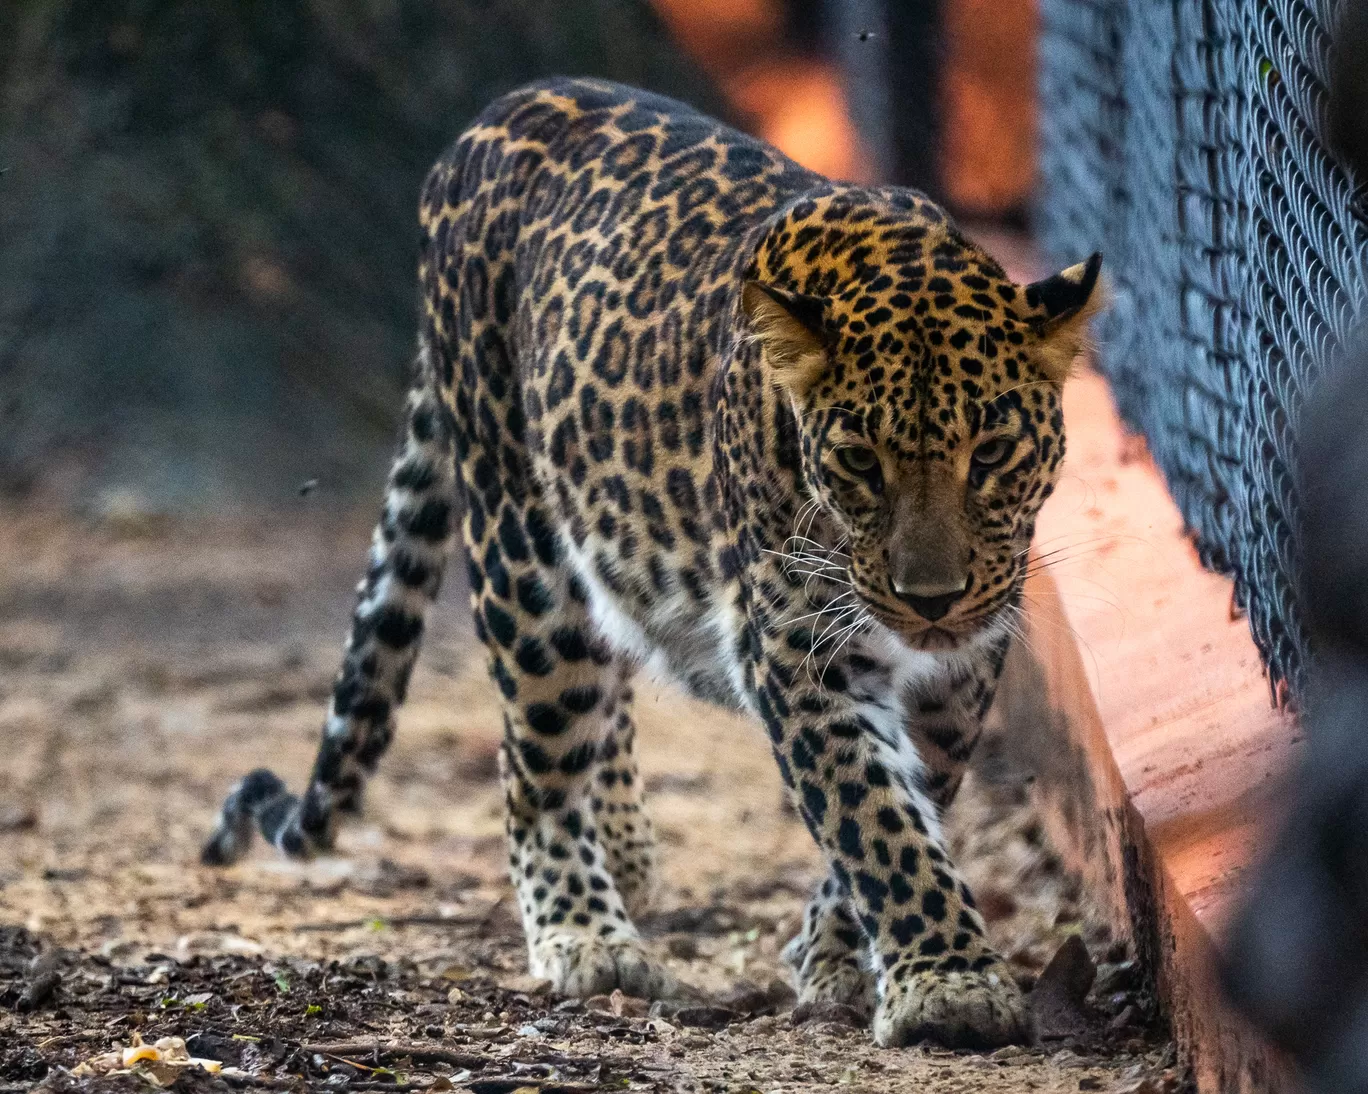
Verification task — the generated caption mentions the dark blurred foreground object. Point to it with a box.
[1036,0,1368,700]
[1221,3,1368,1090]
[1222,376,1368,1093]
[0,0,719,512]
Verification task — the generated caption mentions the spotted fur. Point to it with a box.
[203,78,1103,1049]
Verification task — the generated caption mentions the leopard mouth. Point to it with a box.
[854,581,1005,654]
[864,595,1012,653]
[862,601,973,651]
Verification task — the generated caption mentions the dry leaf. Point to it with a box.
[498,973,553,995]
[73,1032,223,1083]
[584,993,616,1014]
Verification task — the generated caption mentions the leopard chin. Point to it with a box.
[864,606,981,653]
[909,627,965,652]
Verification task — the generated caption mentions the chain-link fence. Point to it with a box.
[1037,0,1366,699]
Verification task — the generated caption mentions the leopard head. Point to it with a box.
[743,192,1104,651]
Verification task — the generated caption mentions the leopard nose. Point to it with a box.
[892,579,968,622]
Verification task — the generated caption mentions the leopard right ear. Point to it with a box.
[741,281,830,396]
[1023,252,1106,381]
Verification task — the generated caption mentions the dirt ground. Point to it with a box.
[0,504,1186,1093]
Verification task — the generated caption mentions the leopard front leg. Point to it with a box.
[480,538,674,999]
[757,627,1028,1048]
[783,638,1013,1027]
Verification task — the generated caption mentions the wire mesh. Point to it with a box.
[1036,0,1366,698]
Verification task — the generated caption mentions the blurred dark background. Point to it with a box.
[0,0,1035,516]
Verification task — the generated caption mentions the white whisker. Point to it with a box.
[803,601,861,684]
[820,610,872,678]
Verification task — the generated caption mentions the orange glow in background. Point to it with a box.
[652,0,1037,216]
[941,0,1037,215]
[650,0,873,182]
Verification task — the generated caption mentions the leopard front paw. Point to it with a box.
[783,935,877,1017]
[873,959,1031,1049]
[529,932,682,1000]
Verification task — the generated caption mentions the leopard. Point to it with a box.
[201,77,1103,1049]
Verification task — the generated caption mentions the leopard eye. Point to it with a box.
[971,437,1014,469]
[835,445,883,490]
[838,445,877,472]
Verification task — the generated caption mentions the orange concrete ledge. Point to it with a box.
[1012,372,1302,1092]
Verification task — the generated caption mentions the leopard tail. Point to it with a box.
[201,342,459,864]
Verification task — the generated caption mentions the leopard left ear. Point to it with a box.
[741,281,831,396]
[1023,252,1106,381]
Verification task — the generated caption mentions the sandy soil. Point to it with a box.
[0,505,1185,1092]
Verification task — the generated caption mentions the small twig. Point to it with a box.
[298,1042,493,1069]
[294,1044,608,1091]
[221,1076,426,1092]
[35,1032,89,1049]
[518,1052,586,1068]
[294,914,488,933]
[218,1077,300,1091]
[476,893,508,932]
[315,1050,379,1072]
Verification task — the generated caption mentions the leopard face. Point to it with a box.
[743,193,1103,651]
